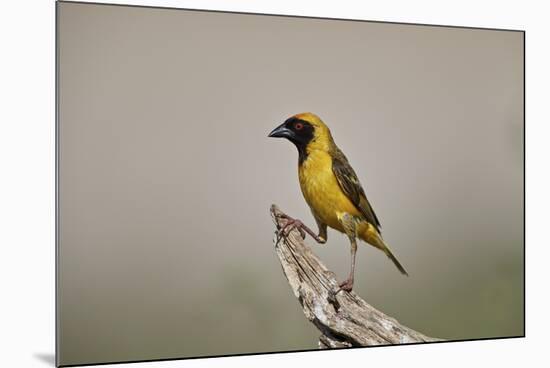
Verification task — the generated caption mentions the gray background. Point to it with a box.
[57,2,524,365]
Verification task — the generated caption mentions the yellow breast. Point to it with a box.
[298,150,361,232]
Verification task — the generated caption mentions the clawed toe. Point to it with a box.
[337,279,354,293]
[277,216,305,239]
[275,211,323,243]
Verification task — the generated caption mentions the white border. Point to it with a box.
[1,1,548,368]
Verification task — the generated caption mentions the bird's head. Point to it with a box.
[268,113,334,159]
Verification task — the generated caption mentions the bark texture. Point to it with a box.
[270,204,440,348]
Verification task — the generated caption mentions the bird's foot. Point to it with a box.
[275,212,306,239]
[277,217,307,241]
[327,278,355,303]
[275,212,325,244]
[336,278,354,293]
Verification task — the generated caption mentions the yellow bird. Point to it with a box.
[268,112,408,292]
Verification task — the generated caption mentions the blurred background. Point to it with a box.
[58,2,524,365]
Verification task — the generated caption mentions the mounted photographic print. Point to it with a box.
[56,1,524,366]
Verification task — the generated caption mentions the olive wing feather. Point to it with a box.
[331,148,382,232]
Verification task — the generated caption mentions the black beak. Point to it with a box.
[268,123,293,139]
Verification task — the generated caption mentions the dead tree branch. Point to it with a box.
[270,204,440,348]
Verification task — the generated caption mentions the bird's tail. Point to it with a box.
[381,242,409,276]
[360,227,409,276]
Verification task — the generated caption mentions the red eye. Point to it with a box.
[295,122,303,130]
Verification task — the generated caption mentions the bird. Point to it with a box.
[268,112,408,293]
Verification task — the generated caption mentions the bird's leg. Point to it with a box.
[336,236,357,293]
[333,213,358,294]
[275,211,326,244]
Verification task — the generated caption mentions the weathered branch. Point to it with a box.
[270,204,440,348]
